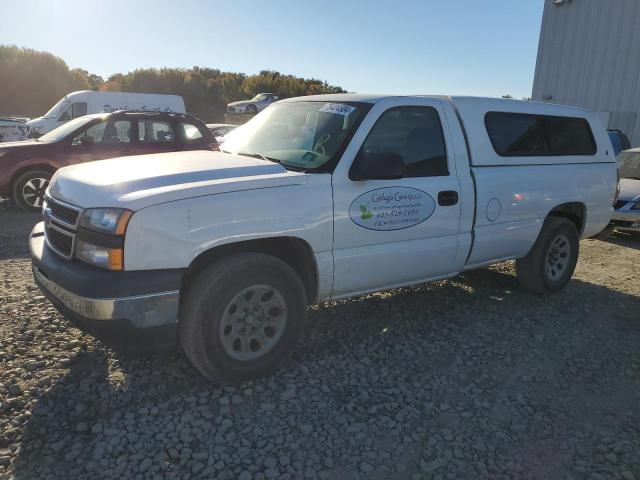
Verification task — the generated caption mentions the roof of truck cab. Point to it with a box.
[281,94,593,113]
[280,94,445,104]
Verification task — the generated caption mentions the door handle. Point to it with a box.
[438,190,458,206]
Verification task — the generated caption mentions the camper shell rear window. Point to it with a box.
[485,112,597,157]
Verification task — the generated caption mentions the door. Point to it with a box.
[65,117,137,164]
[331,98,462,297]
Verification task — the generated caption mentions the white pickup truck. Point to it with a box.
[30,94,617,382]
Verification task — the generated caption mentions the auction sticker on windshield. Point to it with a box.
[349,187,436,231]
[318,103,356,116]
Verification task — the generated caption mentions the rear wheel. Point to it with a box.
[516,217,579,294]
[180,253,307,383]
[12,170,52,211]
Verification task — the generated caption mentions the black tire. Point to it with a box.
[516,217,579,294]
[245,104,258,115]
[179,253,307,383]
[12,170,52,211]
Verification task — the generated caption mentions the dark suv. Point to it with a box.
[0,111,216,210]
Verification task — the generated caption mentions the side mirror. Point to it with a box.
[351,151,405,180]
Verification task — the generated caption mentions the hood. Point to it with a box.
[618,178,640,201]
[26,117,48,126]
[0,139,43,151]
[48,150,307,211]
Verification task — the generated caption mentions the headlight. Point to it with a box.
[75,208,132,270]
[75,239,123,271]
[79,208,132,235]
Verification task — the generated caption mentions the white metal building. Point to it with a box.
[532,0,640,146]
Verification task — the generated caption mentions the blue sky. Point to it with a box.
[0,0,544,98]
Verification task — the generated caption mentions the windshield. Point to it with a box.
[252,94,268,101]
[221,101,364,170]
[43,97,68,118]
[37,116,95,142]
[617,151,640,179]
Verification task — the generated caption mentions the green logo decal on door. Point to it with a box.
[349,187,436,231]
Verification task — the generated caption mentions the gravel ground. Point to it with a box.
[1,207,639,480]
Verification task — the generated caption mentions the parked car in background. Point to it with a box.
[30,94,616,382]
[226,93,279,115]
[26,91,186,137]
[0,116,30,142]
[206,123,238,146]
[1,110,214,210]
[611,148,640,232]
[206,123,237,138]
[608,129,631,156]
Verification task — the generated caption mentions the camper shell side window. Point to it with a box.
[484,112,597,157]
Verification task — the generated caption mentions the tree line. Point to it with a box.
[0,45,346,121]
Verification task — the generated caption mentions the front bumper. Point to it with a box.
[29,222,184,351]
[611,210,640,232]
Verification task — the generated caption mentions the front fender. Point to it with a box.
[123,176,333,271]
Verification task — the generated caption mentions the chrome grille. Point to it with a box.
[45,223,75,259]
[44,196,81,260]
[46,197,81,228]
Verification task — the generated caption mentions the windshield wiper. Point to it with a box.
[235,152,281,164]
[221,149,308,171]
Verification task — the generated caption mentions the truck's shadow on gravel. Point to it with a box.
[603,230,640,250]
[12,267,640,479]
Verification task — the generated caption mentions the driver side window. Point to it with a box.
[57,105,73,122]
[58,102,88,122]
[72,120,132,146]
[72,122,107,146]
[361,106,448,177]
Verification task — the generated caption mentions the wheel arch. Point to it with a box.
[181,236,319,305]
[547,202,587,236]
[10,162,57,190]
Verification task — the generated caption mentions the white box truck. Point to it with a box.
[26,91,185,137]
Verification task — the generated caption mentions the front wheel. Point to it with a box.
[245,104,258,115]
[179,253,307,383]
[12,170,52,211]
[516,217,579,294]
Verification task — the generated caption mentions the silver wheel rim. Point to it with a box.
[546,234,570,281]
[219,284,287,361]
[22,177,49,208]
